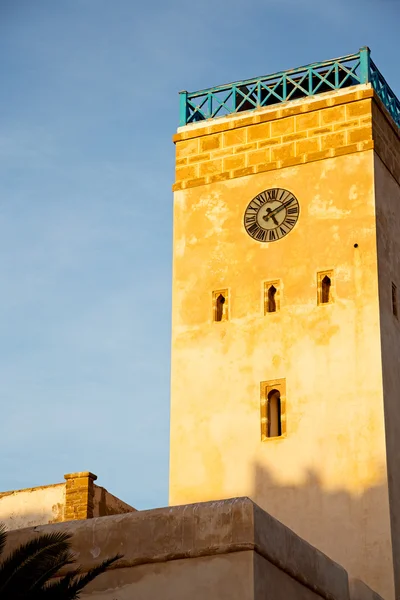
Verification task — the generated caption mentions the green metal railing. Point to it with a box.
[179,47,400,129]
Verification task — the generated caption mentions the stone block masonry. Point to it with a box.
[173,85,399,191]
[64,472,97,521]
[64,471,137,521]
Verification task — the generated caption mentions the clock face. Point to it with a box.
[243,188,299,242]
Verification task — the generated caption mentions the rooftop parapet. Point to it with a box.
[179,47,400,130]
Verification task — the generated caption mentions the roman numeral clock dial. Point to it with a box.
[243,188,300,242]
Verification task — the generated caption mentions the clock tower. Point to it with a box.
[169,48,400,600]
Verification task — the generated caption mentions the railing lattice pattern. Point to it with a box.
[179,48,399,130]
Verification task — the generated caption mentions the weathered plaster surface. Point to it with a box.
[374,153,400,599]
[0,484,64,530]
[0,473,136,530]
[170,99,394,598]
[82,553,254,600]
[4,498,358,600]
[254,553,324,600]
[93,484,137,517]
[349,578,385,600]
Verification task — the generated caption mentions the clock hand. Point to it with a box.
[264,207,279,226]
[271,198,294,217]
[263,198,294,222]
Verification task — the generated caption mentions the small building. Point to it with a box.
[3,497,383,600]
[0,471,135,531]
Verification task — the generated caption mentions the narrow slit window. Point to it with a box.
[213,289,229,322]
[317,271,334,305]
[260,379,286,440]
[216,294,225,321]
[321,276,331,303]
[264,280,280,314]
[268,285,277,313]
[392,283,398,318]
[267,389,281,437]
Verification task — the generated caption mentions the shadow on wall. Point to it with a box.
[251,462,393,600]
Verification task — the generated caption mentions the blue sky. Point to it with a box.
[0,0,398,510]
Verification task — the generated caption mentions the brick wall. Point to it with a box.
[64,472,137,522]
[64,472,97,521]
[172,86,399,192]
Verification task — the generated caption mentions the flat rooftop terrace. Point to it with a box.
[179,47,400,130]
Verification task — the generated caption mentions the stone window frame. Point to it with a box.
[317,270,334,305]
[212,289,229,322]
[260,378,287,441]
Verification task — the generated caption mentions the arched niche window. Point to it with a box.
[264,280,280,314]
[317,271,334,305]
[267,389,282,438]
[321,276,331,303]
[216,294,225,321]
[260,379,286,441]
[268,285,277,312]
[213,289,229,322]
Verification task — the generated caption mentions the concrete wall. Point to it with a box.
[93,484,136,517]
[170,88,393,598]
[65,472,136,521]
[374,103,400,599]
[4,498,378,600]
[83,553,255,600]
[0,483,64,530]
[349,579,385,600]
[0,472,135,530]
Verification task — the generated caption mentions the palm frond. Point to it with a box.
[0,531,72,597]
[40,554,122,600]
[0,524,8,560]
[0,525,123,600]
[29,550,76,593]
[38,568,82,600]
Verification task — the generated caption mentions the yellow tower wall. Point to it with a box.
[373,103,400,599]
[170,87,395,599]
